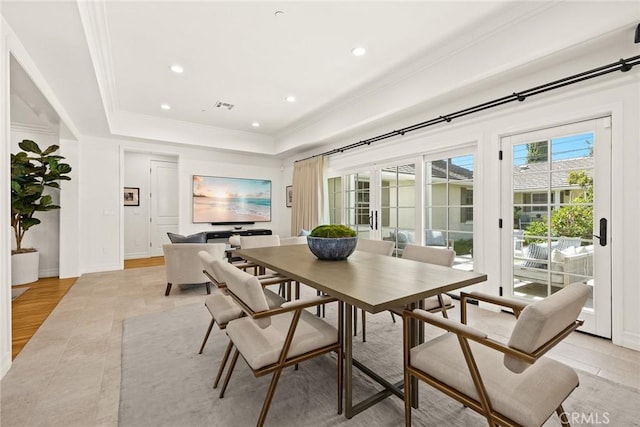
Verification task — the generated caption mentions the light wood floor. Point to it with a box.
[10,256,165,359]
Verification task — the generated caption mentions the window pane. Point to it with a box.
[425,154,474,270]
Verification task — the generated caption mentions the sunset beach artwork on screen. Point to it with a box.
[192,175,271,224]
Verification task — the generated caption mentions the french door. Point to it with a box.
[343,162,417,256]
[501,118,611,337]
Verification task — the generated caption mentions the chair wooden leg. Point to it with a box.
[205,282,211,294]
[165,283,172,296]
[404,371,412,427]
[219,348,240,398]
[257,369,283,427]
[198,318,215,354]
[213,340,234,389]
[556,405,570,427]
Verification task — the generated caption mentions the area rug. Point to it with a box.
[119,302,640,427]
[11,287,29,301]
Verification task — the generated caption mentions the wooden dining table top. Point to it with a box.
[236,244,488,313]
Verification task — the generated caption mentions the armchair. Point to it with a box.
[215,261,343,426]
[403,282,590,426]
[162,243,226,296]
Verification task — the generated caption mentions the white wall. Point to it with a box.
[59,138,79,278]
[77,137,290,273]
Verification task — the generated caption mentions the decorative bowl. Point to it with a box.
[307,236,358,260]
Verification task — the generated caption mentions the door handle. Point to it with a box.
[369,211,374,230]
[374,210,378,230]
[593,218,607,246]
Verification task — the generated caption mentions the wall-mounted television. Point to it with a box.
[192,175,272,224]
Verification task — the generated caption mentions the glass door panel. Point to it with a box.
[380,164,416,256]
[345,171,372,239]
[503,118,611,337]
[424,155,475,271]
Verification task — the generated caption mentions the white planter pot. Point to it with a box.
[11,251,39,286]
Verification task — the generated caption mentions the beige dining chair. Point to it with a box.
[197,255,287,391]
[162,243,226,296]
[215,260,343,427]
[403,282,590,427]
[238,234,298,298]
[354,238,395,341]
[390,244,456,321]
[279,236,307,246]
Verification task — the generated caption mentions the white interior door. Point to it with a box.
[501,118,611,337]
[150,160,178,256]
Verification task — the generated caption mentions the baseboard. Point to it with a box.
[1,349,11,380]
[125,252,150,260]
[39,267,59,278]
[621,331,640,351]
[82,264,122,274]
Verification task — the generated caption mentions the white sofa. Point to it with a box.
[514,239,593,287]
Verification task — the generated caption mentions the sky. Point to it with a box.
[513,132,594,166]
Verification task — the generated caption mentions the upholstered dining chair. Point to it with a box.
[390,244,456,321]
[239,234,296,298]
[403,282,590,427]
[354,238,395,342]
[197,251,288,354]
[279,236,307,246]
[162,243,226,296]
[214,260,343,427]
[197,252,286,388]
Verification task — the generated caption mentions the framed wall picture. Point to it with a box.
[286,185,293,208]
[124,187,140,206]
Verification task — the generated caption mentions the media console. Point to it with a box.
[205,228,272,243]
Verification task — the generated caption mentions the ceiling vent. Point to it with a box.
[215,101,234,110]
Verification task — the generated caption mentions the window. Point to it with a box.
[460,188,473,222]
[425,154,474,269]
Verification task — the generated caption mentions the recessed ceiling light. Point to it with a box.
[252,122,260,128]
[274,10,285,17]
[160,103,171,110]
[351,47,367,57]
[285,96,296,103]
[170,64,184,74]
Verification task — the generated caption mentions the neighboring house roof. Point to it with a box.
[513,157,593,191]
[382,160,474,182]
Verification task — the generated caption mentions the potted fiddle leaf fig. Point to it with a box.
[307,224,358,260]
[11,139,72,285]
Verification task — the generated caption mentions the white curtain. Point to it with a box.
[291,156,325,236]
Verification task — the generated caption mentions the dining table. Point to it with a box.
[235,243,488,418]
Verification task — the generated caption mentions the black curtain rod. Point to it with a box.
[296,54,640,162]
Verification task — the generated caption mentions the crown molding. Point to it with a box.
[11,122,57,135]
[77,0,119,120]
